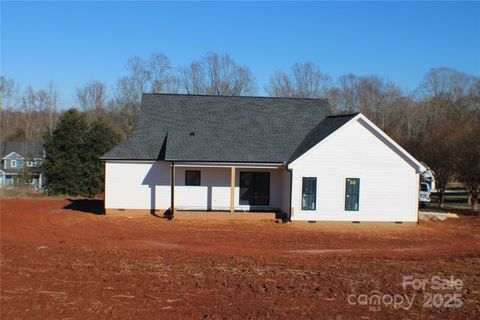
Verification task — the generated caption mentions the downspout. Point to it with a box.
[170,161,175,220]
[284,164,293,223]
[417,170,421,225]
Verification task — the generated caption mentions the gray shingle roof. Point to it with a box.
[287,113,358,163]
[0,141,44,159]
[102,129,167,160]
[102,93,335,162]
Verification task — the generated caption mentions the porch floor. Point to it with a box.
[172,211,281,221]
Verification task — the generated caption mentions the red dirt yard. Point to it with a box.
[1,199,479,319]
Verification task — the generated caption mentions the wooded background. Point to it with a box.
[1,52,479,206]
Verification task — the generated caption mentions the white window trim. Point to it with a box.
[11,160,17,168]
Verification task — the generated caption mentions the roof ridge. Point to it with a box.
[326,113,359,118]
[143,92,328,101]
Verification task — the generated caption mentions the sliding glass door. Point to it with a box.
[239,172,270,206]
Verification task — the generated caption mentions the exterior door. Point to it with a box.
[239,172,270,206]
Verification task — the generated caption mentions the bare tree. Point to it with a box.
[179,52,256,96]
[119,56,151,104]
[113,57,152,137]
[415,68,479,123]
[20,86,37,140]
[328,74,358,112]
[410,120,458,208]
[329,74,403,130]
[76,81,107,122]
[453,120,480,210]
[0,77,22,143]
[292,63,332,98]
[1,83,61,142]
[231,65,256,96]
[0,76,20,110]
[117,53,177,100]
[112,52,179,136]
[109,93,139,138]
[47,82,59,134]
[180,62,206,94]
[417,67,479,103]
[266,62,331,98]
[267,71,294,98]
[148,53,173,93]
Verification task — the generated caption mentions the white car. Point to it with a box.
[419,182,431,206]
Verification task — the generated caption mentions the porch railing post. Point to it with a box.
[170,162,175,217]
[230,166,236,213]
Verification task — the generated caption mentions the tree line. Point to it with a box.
[0,52,479,208]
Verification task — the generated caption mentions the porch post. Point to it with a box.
[230,166,236,213]
[170,162,175,217]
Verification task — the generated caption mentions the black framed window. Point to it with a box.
[239,172,270,206]
[185,170,201,186]
[345,178,360,211]
[302,177,317,210]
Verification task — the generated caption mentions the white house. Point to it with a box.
[102,94,425,222]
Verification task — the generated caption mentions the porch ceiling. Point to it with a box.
[172,162,284,169]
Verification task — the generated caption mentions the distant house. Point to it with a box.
[102,94,425,222]
[0,141,45,190]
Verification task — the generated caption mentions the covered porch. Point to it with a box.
[169,162,291,218]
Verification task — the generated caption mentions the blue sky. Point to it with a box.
[1,1,479,106]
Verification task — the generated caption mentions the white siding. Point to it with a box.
[105,161,171,210]
[105,162,290,212]
[175,167,286,211]
[175,167,230,210]
[289,118,420,222]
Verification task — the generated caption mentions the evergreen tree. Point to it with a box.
[44,109,121,196]
[84,118,121,195]
[44,109,89,196]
